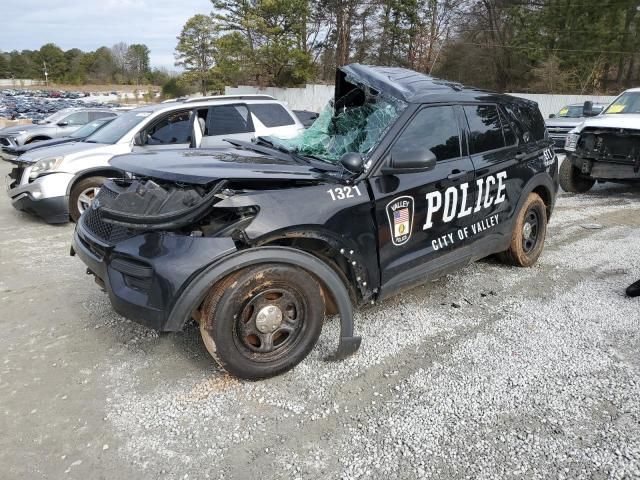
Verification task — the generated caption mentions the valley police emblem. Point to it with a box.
[386,195,414,246]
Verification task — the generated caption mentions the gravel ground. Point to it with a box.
[1,160,639,479]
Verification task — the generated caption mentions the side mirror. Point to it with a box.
[548,114,556,119]
[382,149,437,174]
[583,101,593,117]
[133,131,147,146]
[57,121,69,127]
[340,152,364,174]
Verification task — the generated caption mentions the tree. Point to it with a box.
[175,14,217,95]
[39,43,67,82]
[126,44,150,85]
[111,42,129,82]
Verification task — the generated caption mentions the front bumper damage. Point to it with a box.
[7,168,73,223]
[569,127,640,180]
[73,178,362,358]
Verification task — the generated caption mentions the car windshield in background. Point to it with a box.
[84,109,151,144]
[557,105,585,118]
[604,92,640,114]
[270,93,407,163]
[71,118,113,139]
[40,110,70,124]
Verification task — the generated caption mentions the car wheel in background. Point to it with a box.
[559,159,595,193]
[69,176,107,222]
[200,264,325,380]
[499,192,548,267]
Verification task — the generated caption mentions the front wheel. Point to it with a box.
[499,192,548,267]
[559,159,595,193]
[200,264,325,380]
[69,176,107,222]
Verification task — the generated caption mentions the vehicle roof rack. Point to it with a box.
[182,94,276,103]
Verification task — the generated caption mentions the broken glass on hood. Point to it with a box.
[270,79,407,165]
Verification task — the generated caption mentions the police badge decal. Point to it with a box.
[386,195,414,246]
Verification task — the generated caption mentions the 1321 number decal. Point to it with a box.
[327,185,362,201]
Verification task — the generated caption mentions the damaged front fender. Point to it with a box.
[166,246,362,360]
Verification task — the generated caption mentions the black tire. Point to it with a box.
[200,264,325,380]
[559,159,595,193]
[69,176,107,222]
[499,192,547,267]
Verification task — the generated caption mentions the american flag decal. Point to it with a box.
[394,209,409,223]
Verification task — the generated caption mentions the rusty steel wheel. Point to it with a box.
[499,192,547,268]
[200,264,325,380]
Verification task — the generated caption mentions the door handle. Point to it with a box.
[515,151,527,161]
[447,170,467,181]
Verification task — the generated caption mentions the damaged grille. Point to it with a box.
[81,184,137,244]
[577,127,640,167]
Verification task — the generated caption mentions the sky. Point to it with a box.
[0,0,212,70]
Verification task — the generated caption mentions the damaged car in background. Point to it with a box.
[562,88,640,192]
[72,64,558,380]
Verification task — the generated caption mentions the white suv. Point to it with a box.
[5,95,303,223]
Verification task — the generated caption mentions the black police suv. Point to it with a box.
[72,65,558,380]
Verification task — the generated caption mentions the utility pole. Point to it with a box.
[43,61,48,86]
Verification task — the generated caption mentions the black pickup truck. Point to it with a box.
[71,64,558,379]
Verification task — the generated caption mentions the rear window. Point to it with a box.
[504,102,546,142]
[250,104,295,127]
[463,105,505,154]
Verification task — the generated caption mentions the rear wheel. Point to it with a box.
[200,264,325,380]
[559,159,595,193]
[499,192,547,267]
[69,176,106,222]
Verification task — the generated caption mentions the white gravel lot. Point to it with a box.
[0,157,639,479]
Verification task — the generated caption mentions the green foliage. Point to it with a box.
[175,14,217,95]
[0,42,155,86]
[161,76,194,98]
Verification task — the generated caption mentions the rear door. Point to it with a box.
[461,104,521,254]
[369,104,477,293]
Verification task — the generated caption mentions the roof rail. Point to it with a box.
[182,94,276,103]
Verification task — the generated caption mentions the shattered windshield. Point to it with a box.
[270,90,406,164]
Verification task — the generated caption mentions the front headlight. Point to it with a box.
[565,132,579,152]
[29,156,64,179]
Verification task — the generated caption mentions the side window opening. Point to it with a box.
[63,111,89,126]
[206,104,252,136]
[463,105,506,154]
[250,103,296,127]
[145,110,192,145]
[390,105,461,162]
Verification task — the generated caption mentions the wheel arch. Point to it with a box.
[518,172,557,221]
[24,135,52,144]
[66,167,124,196]
[166,246,362,360]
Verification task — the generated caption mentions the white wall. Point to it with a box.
[508,93,616,118]
[226,83,617,118]
[0,79,42,87]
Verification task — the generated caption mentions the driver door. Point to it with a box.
[58,111,90,136]
[135,109,193,151]
[369,104,477,296]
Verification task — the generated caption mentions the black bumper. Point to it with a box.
[11,194,69,224]
[72,220,237,331]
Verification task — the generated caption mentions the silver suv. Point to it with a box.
[0,107,118,154]
[5,95,303,223]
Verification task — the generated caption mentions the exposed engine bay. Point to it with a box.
[573,127,640,179]
[84,178,258,243]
